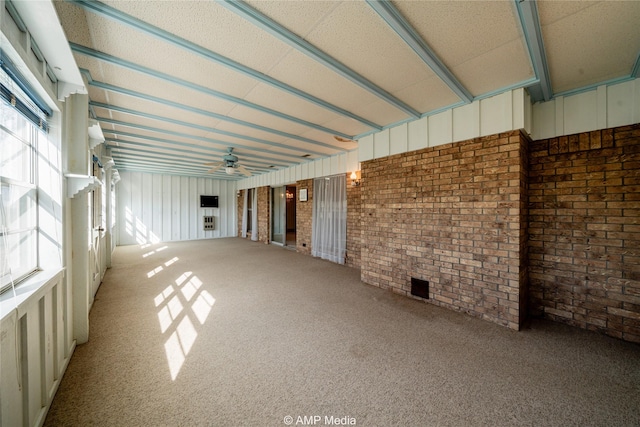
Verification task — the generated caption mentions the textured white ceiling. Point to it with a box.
[49,0,640,179]
[538,1,640,93]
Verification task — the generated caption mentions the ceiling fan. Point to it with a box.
[205,147,251,176]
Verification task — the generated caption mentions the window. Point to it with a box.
[0,64,48,294]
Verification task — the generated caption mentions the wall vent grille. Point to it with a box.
[410,277,429,299]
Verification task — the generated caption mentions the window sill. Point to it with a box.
[0,268,65,322]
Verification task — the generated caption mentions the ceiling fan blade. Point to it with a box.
[206,162,224,173]
[236,164,252,177]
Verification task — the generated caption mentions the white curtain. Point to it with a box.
[241,189,248,238]
[251,188,258,241]
[312,175,346,264]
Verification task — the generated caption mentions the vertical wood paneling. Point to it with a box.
[1,314,22,426]
[116,172,236,244]
[42,293,53,401]
[180,177,189,240]
[336,153,346,174]
[314,159,323,178]
[390,123,408,155]
[480,91,510,137]
[453,102,479,142]
[596,85,608,130]
[531,99,556,140]
[608,80,634,127]
[1,271,73,427]
[564,91,598,135]
[152,175,162,242]
[142,174,152,242]
[358,134,374,162]
[346,150,359,173]
[554,96,565,136]
[323,157,332,176]
[162,175,172,241]
[408,115,428,152]
[373,129,390,159]
[171,176,181,242]
[26,305,42,426]
[132,173,143,244]
[429,109,453,147]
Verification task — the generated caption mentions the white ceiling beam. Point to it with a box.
[366,0,473,104]
[220,0,421,119]
[515,0,552,102]
[68,0,383,131]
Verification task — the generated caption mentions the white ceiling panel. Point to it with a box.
[43,0,639,178]
[53,0,93,46]
[453,38,534,96]
[303,1,441,94]
[538,1,640,93]
[82,12,261,98]
[214,120,293,145]
[226,105,319,140]
[91,99,223,131]
[394,1,523,67]
[84,62,240,117]
[102,126,210,147]
[393,0,532,97]
[393,75,461,113]
[243,83,347,131]
[298,129,358,152]
[99,0,293,75]
[97,110,209,139]
[243,1,339,39]
[318,116,374,139]
[269,49,410,125]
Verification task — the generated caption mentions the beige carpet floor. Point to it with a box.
[45,238,640,426]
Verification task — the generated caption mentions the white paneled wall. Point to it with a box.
[237,80,640,191]
[359,88,531,162]
[531,78,640,140]
[237,149,359,190]
[117,172,237,245]
[1,270,73,427]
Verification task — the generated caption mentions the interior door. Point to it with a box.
[271,186,286,245]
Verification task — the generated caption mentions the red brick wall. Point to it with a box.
[360,130,529,330]
[296,180,313,255]
[346,171,362,268]
[236,187,269,243]
[529,124,640,343]
[237,189,244,237]
[257,186,270,244]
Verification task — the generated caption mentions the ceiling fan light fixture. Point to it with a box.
[225,166,235,175]
[334,135,353,143]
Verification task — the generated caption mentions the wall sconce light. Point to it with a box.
[350,171,360,186]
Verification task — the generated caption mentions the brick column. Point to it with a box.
[360,130,529,330]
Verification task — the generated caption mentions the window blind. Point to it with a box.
[0,50,50,132]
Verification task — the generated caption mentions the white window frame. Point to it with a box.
[0,100,40,294]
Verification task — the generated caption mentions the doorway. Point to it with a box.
[271,185,296,247]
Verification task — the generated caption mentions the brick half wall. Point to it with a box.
[346,171,362,269]
[296,180,313,255]
[361,130,529,330]
[529,124,640,343]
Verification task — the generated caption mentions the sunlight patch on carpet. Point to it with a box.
[156,271,216,380]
